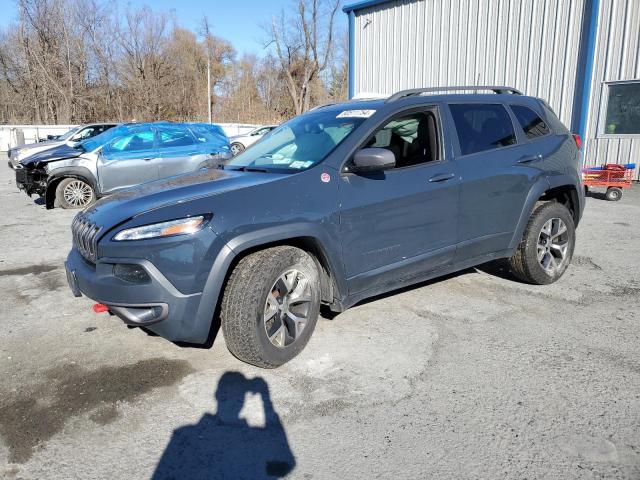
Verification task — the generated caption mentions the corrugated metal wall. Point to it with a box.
[584,0,640,179]
[353,0,586,128]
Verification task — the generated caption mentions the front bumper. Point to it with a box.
[14,166,46,196]
[65,248,210,343]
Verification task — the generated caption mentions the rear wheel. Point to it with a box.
[56,178,96,209]
[230,142,245,156]
[605,187,622,201]
[508,201,575,285]
[220,246,321,368]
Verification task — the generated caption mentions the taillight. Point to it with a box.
[572,133,582,150]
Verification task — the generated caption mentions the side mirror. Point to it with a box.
[352,148,395,172]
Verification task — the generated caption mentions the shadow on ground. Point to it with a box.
[153,372,295,480]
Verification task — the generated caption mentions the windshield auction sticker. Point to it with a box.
[336,109,376,118]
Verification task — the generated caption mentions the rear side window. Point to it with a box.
[511,105,550,139]
[450,104,517,155]
[158,126,196,148]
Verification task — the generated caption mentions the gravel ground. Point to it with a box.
[0,155,638,479]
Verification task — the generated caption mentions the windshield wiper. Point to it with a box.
[227,166,270,173]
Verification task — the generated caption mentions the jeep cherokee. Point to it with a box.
[65,86,585,368]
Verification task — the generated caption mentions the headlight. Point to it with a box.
[112,215,210,241]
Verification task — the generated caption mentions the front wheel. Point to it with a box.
[56,178,96,209]
[220,246,321,368]
[508,201,575,285]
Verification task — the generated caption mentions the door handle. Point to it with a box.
[142,157,154,161]
[428,173,455,183]
[517,154,542,164]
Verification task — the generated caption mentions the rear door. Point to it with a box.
[97,126,158,193]
[339,106,460,294]
[448,102,542,261]
[155,125,205,179]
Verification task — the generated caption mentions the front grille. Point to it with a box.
[72,214,101,263]
[14,167,28,184]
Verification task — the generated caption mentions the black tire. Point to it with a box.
[220,246,321,368]
[55,177,96,209]
[605,187,622,201]
[230,142,245,156]
[508,201,575,285]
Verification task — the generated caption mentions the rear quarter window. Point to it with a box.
[449,104,517,156]
[510,105,551,139]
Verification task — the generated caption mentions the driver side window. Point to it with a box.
[365,110,439,169]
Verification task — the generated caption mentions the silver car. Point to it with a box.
[7,123,117,168]
[229,125,278,155]
[16,122,231,209]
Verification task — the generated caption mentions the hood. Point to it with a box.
[84,168,287,227]
[20,143,80,167]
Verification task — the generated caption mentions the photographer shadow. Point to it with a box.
[153,372,295,480]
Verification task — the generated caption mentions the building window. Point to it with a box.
[604,82,640,135]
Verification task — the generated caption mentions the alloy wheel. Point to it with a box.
[263,269,312,348]
[537,217,569,275]
[63,180,93,207]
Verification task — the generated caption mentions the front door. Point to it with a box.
[97,127,158,194]
[339,108,459,294]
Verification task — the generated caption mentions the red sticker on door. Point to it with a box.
[321,172,331,183]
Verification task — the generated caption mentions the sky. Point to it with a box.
[0,0,348,58]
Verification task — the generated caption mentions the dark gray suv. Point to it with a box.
[65,86,585,368]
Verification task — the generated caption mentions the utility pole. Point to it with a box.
[202,16,213,124]
[207,58,212,124]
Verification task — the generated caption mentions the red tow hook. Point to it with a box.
[92,303,110,314]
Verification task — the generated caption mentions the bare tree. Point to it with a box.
[0,0,345,125]
[267,0,340,115]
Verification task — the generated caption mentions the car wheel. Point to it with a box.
[605,187,622,201]
[230,142,245,156]
[56,178,96,209]
[508,201,575,285]
[220,246,321,368]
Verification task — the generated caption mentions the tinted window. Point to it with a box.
[158,126,196,147]
[511,105,550,139]
[450,104,517,155]
[73,127,99,141]
[604,82,640,134]
[108,130,155,153]
[253,127,272,136]
[364,111,439,168]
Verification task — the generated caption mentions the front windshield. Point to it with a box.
[226,110,368,172]
[79,124,126,152]
[58,126,81,141]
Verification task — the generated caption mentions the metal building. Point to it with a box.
[343,0,640,178]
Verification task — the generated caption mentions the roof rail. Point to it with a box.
[308,102,337,112]
[386,86,523,102]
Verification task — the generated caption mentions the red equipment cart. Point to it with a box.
[582,163,635,201]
